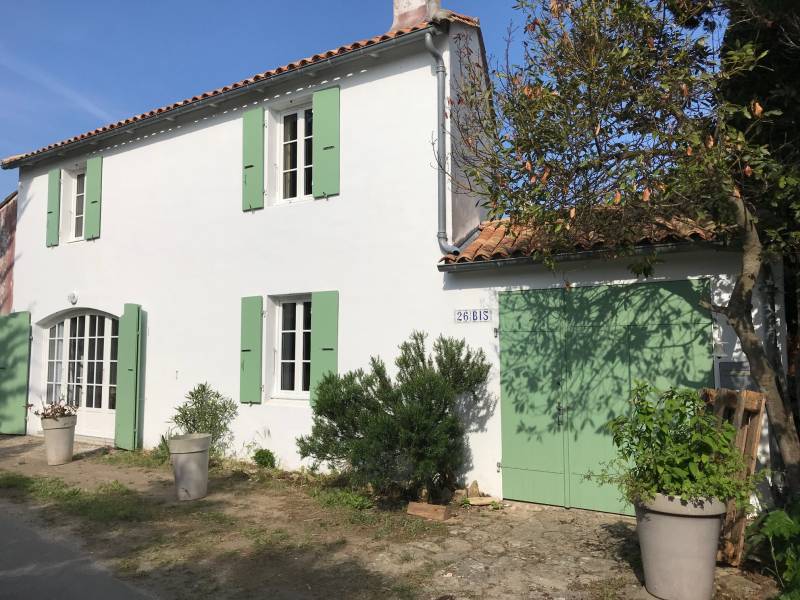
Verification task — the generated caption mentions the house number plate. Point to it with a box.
[455,309,491,323]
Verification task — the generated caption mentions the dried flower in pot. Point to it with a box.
[32,398,78,466]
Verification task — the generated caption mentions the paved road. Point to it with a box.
[0,502,153,600]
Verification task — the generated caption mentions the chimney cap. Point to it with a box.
[390,0,447,31]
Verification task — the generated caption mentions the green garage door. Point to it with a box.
[500,280,714,515]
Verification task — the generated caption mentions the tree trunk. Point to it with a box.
[725,189,800,498]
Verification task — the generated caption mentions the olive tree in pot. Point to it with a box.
[168,383,237,501]
[596,384,756,600]
[33,399,78,466]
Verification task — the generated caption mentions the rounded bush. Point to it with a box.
[253,448,277,469]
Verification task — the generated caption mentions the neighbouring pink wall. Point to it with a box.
[0,193,16,315]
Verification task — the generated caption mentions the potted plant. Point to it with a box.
[596,384,756,600]
[33,398,78,466]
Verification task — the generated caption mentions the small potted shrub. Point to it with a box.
[597,384,756,600]
[167,383,237,501]
[34,398,78,466]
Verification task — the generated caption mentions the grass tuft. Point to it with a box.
[311,487,374,511]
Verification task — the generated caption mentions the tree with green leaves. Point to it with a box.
[451,0,800,495]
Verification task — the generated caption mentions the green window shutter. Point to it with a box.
[309,291,339,402]
[115,304,145,450]
[84,156,103,240]
[242,107,265,211]
[240,296,264,404]
[312,87,340,199]
[46,169,61,247]
[0,311,31,435]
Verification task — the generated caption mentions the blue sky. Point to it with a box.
[0,0,521,194]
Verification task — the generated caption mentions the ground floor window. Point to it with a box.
[46,313,119,410]
[277,298,311,394]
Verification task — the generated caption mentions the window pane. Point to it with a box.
[76,173,85,195]
[47,362,55,381]
[304,167,312,197]
[302,363,310,392]
[283,171,297,199]
[283,113,297,142]
[282,303,296,330]
[111,337,118,360]
[111,319,119,337]
[303,331,311,361]
[109,387,116,410]
[304,137,312,166]
[305,108,313,136]
[74,216,83,238]
[97,317,105,337]
[96,338,104,360]
[281,362,295,391]
[303,301,312,330]
[283,140,297,170]
[110,362,117,385]
[89,315,96,337]
[281,332,296,361]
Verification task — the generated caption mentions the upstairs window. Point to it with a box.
[277,298,312,394]
[281,107,313,200]
[72,172,86,240]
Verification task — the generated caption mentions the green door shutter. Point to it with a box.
[499,290,568,507]
[0,311,31,435]
[46,169,61,247]
[312,88,340,199]
[309,291,339,402]
[84,156,103,240]
[115,304,145,450]
[240,296,263,404]
[499,280,713,515]
[242,107,265,211]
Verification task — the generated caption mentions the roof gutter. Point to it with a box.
[425,29,459,256]
[3,27,434,170]
[437,241,736,273]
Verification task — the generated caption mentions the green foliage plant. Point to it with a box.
[172,383,238,458]
[253,448,277,469]
[747,502,800,596]
[296,332,491,502]
[596,383,756,508]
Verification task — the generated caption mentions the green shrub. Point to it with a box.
[172,383,238,458]
[747,503,800,596]
[253,448,277,469]
[595,384,756,508]
[297,331,490,501]
[311,488,374,510]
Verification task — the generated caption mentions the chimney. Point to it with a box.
[390,0,445,31]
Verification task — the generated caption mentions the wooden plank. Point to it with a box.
[407,502,453,522]
[703,388,765,567]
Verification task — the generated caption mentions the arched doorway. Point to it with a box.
[41,309,120,441]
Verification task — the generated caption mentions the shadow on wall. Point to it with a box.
[494,280,713,445]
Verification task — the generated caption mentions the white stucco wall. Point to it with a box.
[9,28,779,498]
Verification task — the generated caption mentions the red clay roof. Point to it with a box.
[2,12,479,169]
[443,216,721,264]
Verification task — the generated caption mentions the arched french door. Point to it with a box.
[42,310,120,440]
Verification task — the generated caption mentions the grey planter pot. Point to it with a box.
[41,416,77,466]
[168,433,211,501]
[636,493,727,600]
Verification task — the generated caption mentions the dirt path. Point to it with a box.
[0,435,777,599]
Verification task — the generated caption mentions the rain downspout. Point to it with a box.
[425,30,460,256]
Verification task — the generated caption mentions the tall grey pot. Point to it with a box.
[41,416,77,466]
[636,494,727,600]
[168,433,211,501]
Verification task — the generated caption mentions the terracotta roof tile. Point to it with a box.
[2,12,479,169]
[442,213,722,264]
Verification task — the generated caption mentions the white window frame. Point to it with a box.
[272,296,312,399]
[279,106,313,203]
[44,312,119,413]
[70,170,86,242]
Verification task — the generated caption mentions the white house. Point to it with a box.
[0,0,780,514]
